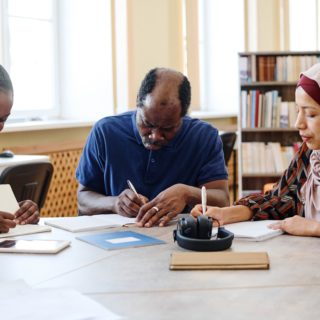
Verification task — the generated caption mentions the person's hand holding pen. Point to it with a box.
[136,184,188,227]
[113,180,148,218]
[191,186,224,227]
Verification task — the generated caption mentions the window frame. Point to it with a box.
[0,0,60,120]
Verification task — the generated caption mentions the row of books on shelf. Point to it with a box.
[240,90,296,129]
[242,142,300,175]
[240,55,320,83]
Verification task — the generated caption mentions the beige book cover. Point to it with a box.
[170,252,269,270]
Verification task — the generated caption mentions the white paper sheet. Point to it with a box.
[0,184,20,213]
[0,280,121,320]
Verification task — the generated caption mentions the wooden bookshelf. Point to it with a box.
[238,51,320,197]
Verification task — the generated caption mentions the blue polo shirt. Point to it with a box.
[76,111,227,200]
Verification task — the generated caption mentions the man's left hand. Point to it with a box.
[14,200,40,225]
[136,184,187,227]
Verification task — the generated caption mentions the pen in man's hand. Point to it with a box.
[201,186,207,215]
[127,180,139,198]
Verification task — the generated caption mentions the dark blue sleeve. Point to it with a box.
[197,128,228,185]
[76,124,107,194]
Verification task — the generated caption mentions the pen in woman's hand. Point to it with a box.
[201,186,207,215]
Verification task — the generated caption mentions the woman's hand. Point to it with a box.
[14,200,40,225]
[191,205,227,226]
[268,215,320,237]
[191,204,253,226]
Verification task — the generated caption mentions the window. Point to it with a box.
[289,0,318,50]
[0,0,114,122]
[198,0,245,116]
[1,0,58,118]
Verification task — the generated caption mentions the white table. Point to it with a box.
[1,220,319,320]
[0,155,50,173]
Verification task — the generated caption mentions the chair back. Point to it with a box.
[220,132,237,165]
[0,162,53,210]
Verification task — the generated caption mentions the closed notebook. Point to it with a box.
[77,230,165,250]
[170,252,269,270]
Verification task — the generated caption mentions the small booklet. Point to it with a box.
[214,220,283,241]
[76,230,165,250]
[0,239,70,254]
[170,252,269,270]
[44,214,136,232]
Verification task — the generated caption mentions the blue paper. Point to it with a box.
[76,230,165,250]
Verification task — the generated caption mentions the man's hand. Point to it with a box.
[114,189,148,217]
[15,200,40,225]
[0,212,16,233]
[136,184,188,227]
[268,215,320,237]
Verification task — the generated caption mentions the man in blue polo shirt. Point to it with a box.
[76,68,229,227]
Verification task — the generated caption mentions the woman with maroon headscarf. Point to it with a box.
[191,63,320,237]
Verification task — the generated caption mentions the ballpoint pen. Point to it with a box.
[201,186,207,215]
[127,180,139,198]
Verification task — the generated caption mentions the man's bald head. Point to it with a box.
[136,68,191,116]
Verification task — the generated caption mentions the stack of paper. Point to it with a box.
[0,280,121,320]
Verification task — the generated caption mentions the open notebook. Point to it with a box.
[214,220,284,241]
[45,214,136,232]
[0,184,52,238]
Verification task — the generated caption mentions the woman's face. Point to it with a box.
[0,90,13,132]
[295,86,320,150]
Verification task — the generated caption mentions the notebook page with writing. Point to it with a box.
[213,220,283,241]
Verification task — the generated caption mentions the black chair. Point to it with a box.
[220,132,237,165]
[0,162,54,210]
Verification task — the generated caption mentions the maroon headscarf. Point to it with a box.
[297,63,320,105]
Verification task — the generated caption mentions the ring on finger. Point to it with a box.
[152,206,159,213]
